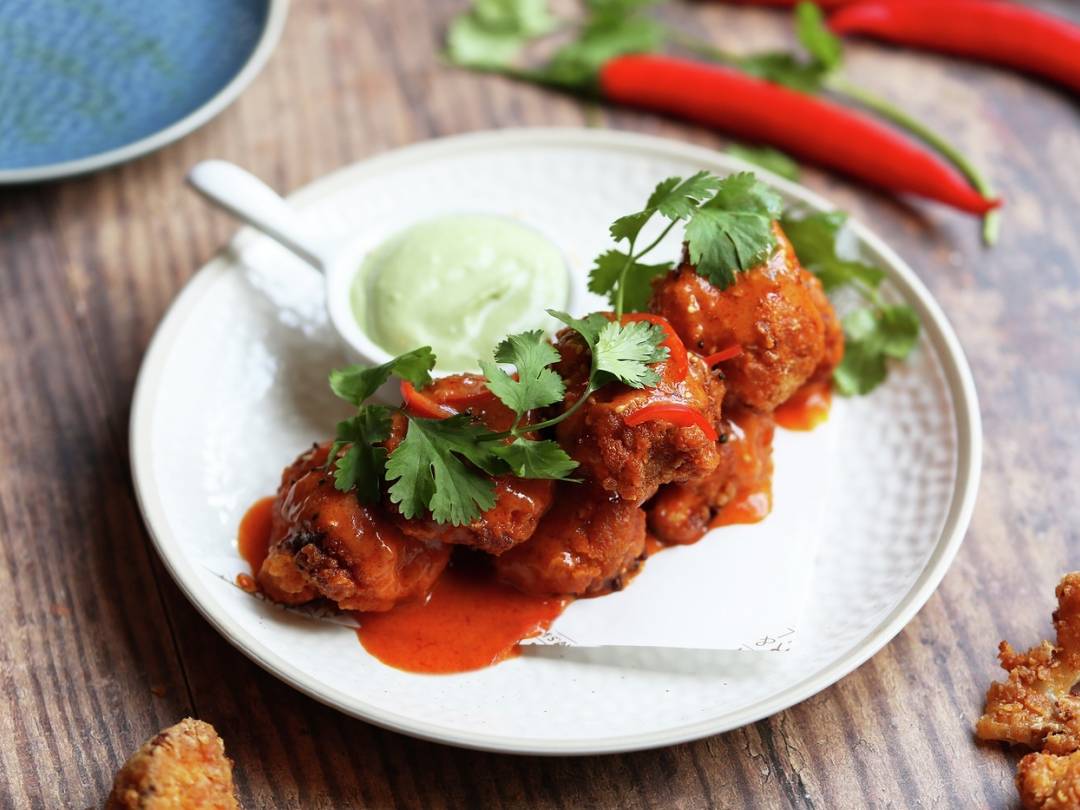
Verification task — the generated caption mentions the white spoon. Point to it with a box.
[187,159,394,370]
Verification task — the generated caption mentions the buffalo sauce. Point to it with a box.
[237,496,275,583]
[355,563,568,674]
[712,410,775,527]
[774,380,832,431]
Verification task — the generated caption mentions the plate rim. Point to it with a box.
[129,127,982,755]
[0,0,290,185]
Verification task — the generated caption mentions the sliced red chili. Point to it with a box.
[624,402,719,441]
[705,344,743,366]
[432,376,500,408]
[621,312,689,383]
[400,381,457,419]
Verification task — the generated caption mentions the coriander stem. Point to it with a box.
[615,218,680,320]
[613,236,638,321]
[824,75,1000,246]
[474,383,596,442]
[513,384,596,434]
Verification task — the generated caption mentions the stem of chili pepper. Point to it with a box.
[667,30,1000,244]
[824,75,1000,245]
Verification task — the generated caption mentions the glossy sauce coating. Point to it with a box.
[711,411,775,527]
[494,484,647,596]
[774,380,832,431]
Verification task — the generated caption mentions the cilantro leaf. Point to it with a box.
[685,172,782,289]
[328,406,393,503]
[384,415,499,525]
[547,309,610,346]
[587,249,672,313]
[329,347,436,407]
[736,4,841,93]
[833,305,920,396]
[446,0,556,69]
[548,310,667,389]
[610,172,723,243]
[780,210,885,293]
[795,1,842,73]
[727,145,801,182]
[876,304,920,359]
[488,438,579,479]
[480,330,565,420]
[739,51,827,94]
[542,5,664,87]
[591,320,667,388]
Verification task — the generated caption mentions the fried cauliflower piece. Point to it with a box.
[106,718,238,810]
[650,224,832,413]
[388,376,554,555]
[494,484,646,596]
[258,443,450,612]
[647,408,774,545]
[977,573,1080,755]
[552,330,724,504]
[1017,750,1080,810]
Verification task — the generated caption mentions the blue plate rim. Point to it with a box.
[0,0,289,185]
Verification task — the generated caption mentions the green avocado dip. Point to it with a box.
[350,214,569,372]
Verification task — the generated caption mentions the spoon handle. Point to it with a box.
[187,160,330,271]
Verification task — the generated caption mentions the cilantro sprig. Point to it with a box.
[325,314,668,525]
[588,171,782,316]
[780,209,920,396]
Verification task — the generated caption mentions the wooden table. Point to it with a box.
[2,1,1078,806]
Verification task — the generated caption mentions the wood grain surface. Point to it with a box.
[1,1,1078,807]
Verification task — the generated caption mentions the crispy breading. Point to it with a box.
[977,573,1080,755]
[1018,750,1080,810]
[106,718,239,809]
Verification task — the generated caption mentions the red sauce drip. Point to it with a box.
[355,564,568,674]
[237,496,275,575]
[774,380,832,431]
[712,411,775,527]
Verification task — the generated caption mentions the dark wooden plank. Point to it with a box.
[0,187,196,808]
[1,0,1078,807]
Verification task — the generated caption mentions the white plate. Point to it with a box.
[130,128,981,755]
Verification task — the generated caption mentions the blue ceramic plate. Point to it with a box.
[0,0,288,183]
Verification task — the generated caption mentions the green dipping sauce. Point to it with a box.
[350,214,569,372]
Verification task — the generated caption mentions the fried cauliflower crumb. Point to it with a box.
[977,573,1080,755]
[106,718,239,809]
[1018,750,1080,810]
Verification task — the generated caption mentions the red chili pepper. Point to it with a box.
[624,402,719,441]
[621,313,689,383]
[400,381,456,419]
[598,55,1000,215]
[829,1,1080,95]
[705,345,744,366]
